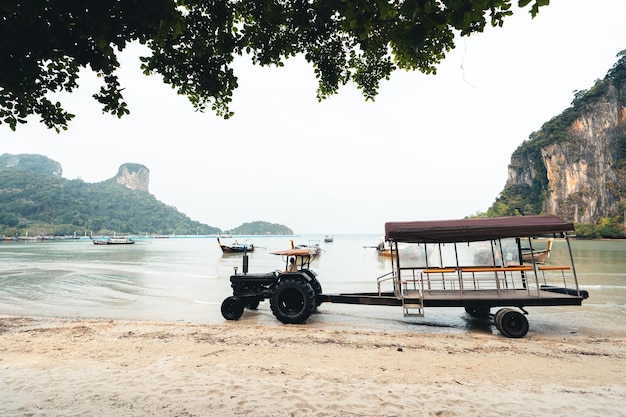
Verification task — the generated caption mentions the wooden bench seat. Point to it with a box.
[423,268,457,274]
[538,265,571,271]
[461,266,533,273]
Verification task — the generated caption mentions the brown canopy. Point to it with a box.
[271,249,314,257]
[385,215,574,243]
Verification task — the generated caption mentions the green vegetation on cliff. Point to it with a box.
[574,215,626,239]
[0,153,62,177]
[0,168,219,236]
[524,50,626,154]
[0,155,294,236]
[225,221,293,236]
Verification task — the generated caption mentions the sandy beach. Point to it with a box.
[1,315,624,417]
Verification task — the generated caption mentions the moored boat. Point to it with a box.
[377,247,394,257]
[92,237,135,245]
[365,240,394,257]
[521,238,553,264]
[290,239,322,256]
[217,238,254,253]
[89,231,135,245]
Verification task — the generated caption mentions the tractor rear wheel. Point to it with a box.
[270,277,316,324]
[309,276,323,307]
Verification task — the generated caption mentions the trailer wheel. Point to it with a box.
[465,306,490,319]
[495,308,529,338]
[270,277,316,324]
[221,296,245,320]
[494,308,510,334]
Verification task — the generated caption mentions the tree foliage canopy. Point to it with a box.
[1,0,548,131]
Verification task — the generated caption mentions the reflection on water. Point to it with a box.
[0,236,624,337]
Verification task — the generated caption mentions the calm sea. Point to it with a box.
[0,235,624,337]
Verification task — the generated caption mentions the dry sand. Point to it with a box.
[1,315,624,417]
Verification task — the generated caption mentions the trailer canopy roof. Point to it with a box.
[385,215,574,243]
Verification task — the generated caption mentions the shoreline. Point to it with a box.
[1,315,624,416]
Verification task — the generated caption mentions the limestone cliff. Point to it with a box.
[115,163,150,192]
[541,90,626,223]
[492,52,626,225]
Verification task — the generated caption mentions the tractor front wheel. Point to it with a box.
[221,296,245,320]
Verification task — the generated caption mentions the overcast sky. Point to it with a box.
[3,0,625,234]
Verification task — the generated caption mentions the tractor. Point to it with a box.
[220,248,323,324]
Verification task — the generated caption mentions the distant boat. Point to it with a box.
[217,238,254,253]
[90,232,134,245]
[522,239,553,264]
[290,239,323,256]
[375,241,394,257]
[324,236,334,243]
[18,232,38,241]
[363,240,394,257]
[376,247,394,257]
[92,237,135,245]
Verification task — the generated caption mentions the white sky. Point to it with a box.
[2,0,625,234]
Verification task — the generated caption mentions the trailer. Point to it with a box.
[221,215,589,338]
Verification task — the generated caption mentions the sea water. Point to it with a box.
[0,235,624,337]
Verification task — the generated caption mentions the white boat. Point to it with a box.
[290,239,322,255]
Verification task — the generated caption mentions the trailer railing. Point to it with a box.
[394,265,532,294]
[537,265,585,297]
[376,271,395,296]
[392,263,582,298]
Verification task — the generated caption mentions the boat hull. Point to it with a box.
[521,239,553,264]
[92,238,134,245]
[220,245,254,253]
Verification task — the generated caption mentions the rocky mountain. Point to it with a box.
[116,163,150,192]
[0,155,292,236]
[486,51,626,236]
[0,155,219,236]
